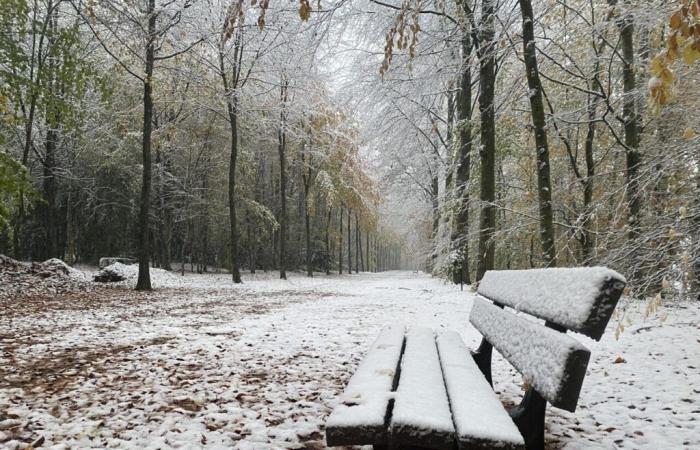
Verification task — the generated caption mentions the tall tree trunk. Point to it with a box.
[519,0,557,267]
[247,208,255,274]
[363,231,372,272]
[356,214,362,273]
[445,82,455,194]
[325,207,331,275]
[476,0,497,281]
[136,0,156,291]
[347,206,352,273]
[694,160,700,300]
[452,6,473,284]
[338,207,343,274]
[431,174,439,271]
[581,97,597,263]
[43,127,58,259]
[302,147,313,277]
[304,196,312,277]
[218,34,243,283]
[278,78,288,280]
[201,166,210,273]
[619,1,641,238]
[227,109,241,282]
[42,6,60,260]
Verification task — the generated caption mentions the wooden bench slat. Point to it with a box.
[437,331,525,450]
[325,325,405,446]
[477,267,626,340]
[390,327,455,449]
[470,298,591,412]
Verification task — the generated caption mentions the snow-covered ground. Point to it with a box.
[1,271,698,449]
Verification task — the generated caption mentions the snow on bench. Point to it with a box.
[390,327,455,449]
[437,331,525,449]
[325,325,405,446]
[477,267,626,340]
[470,298,591,411]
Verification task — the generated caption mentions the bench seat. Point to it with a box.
[438,331,525,449]
[390,327,455,449]
[326,326,525,449]
[325,325,405,446]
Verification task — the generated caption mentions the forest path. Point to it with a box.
[1,271,699,449]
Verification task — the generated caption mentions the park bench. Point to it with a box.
[325,267,626,450]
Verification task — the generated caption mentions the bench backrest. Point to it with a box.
[471,267,626,412]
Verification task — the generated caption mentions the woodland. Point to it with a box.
[1,0,699,302]
[2,2,700,449]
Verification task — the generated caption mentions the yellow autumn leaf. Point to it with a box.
[683,127,696,139]
[650,55,666,73]
[682,43,700,64]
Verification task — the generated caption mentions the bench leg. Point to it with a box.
[509,388,546,450]
[472,338,493,386]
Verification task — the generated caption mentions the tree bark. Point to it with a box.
[581,96,598,263]
[365,225,369,272]
[278,78,289,280]
[43,127,59,259]
[219,32,243,283]
[302,146,313,277]
[338,207,343,274]
[452,4,473,284]
[430,173,439,271]
[136,0,156,291]
[304,195,312,277]
[519,0,557,267]
[325,207,331,275]
[619,1,641,239]
[476,0,497,281]
[695,159,700,300]
[347,206,352,273]
[356,214,362,273]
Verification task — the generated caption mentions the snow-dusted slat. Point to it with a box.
[477,267,626,340]
[390,327,455,449]
[470,298,591,412]
[437,331,525,450]
[325,325,405,446]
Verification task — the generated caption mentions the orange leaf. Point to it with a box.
[670,10,683,29]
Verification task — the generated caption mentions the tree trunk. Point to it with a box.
[452,7,473,284]
[431,174,439,271]
[247,208,255,274]
[43,127,58,259]
[302,147,313,277]
[519,0,557,267]
[338,207,343,274]
[278,78,288,280]
[619,1,641,239]
[305,196,312,277]
[365,225,369,272]
[476,0,497,282]
[136,0,156,291]
[227,109,241,282]
[218,35,243,283]
[325,207,331,275]
[347,206,352,273]
[695,160,700,300]
[581,98,597,263]
[356,214,362,273]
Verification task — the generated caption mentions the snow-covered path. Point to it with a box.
[1,271,699,449]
